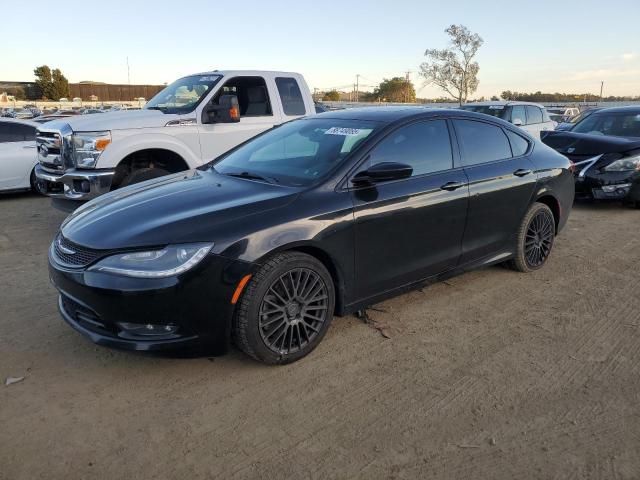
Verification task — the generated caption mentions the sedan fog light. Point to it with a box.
[118,322,178,336]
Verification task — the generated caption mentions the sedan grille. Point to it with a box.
[53,234,112,268]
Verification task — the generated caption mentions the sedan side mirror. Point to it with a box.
[202,94,241,124]
[512,118,523,127]
[352,162,413,185]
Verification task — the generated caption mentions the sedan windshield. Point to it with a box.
[572,112,640,138]
[213,118,380,186]
[145,74,221,114]
[460,105,507,119]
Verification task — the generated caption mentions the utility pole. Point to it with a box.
[404,70,412,103]
[600,81,604,103]
[355,74,360,102]
[126,56,131,85]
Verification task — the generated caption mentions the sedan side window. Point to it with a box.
[525,106,543,125]
[454,119,512,166]
[366,120,453,177]
[510,106,526,125]
[505,130,530,157]
[0,123,33,142]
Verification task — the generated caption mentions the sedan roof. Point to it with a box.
[314,106,464,123]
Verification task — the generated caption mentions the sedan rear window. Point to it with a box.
[460,105,507,119]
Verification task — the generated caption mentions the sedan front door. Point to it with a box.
[349,119,469,302]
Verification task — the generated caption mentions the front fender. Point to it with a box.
[98,131,202,169]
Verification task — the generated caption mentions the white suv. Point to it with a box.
[461,101,555,139]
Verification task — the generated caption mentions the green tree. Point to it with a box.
[51,68,71,99]
[33,65,71,100]
[34,65,53,99]
[373,77,416,103]
[322,90,340,101]
[420,24,484,105]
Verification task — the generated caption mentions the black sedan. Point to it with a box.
[49,107,574,364]
[542,106,640,208]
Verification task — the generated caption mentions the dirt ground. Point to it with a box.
[1,193,639,480]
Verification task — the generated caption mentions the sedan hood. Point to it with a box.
[541,131,640,156]
[58,109,180,131]
[61,170,298,249]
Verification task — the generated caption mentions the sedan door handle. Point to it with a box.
[513,168,533,177]
[440,181,467,191]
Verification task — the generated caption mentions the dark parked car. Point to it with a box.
[554,107,604,131]
[49,107,574,364]
[542,106,640,207]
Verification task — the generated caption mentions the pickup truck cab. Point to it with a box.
[35,70,314,201]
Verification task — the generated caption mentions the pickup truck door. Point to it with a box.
[198,76,281,162]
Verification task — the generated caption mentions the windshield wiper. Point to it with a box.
[146,106,167,112]
[223,171,279,184]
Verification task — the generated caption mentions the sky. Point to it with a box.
[3,0,640,99]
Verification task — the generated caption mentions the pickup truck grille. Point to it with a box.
[53,234,112,268]
[37,131,64,171]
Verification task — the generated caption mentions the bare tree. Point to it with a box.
[419,25,483,105]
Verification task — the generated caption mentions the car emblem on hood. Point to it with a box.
[567,147,575,153]
[56,237,76,255]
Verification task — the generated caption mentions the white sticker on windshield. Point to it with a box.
[199,76,218,82]
[489,105,505,110]
[324,127,364,136]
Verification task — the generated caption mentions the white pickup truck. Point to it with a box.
[35,70,315,201]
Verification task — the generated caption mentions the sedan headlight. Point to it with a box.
[604,155,640,172]
[72,131,111,168]
[88,243,213,278]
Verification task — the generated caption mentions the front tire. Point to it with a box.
[233,252,335,364]
[507,202,556,273]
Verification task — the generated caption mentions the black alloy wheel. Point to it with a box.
[507,202,556,273]
[524,209,555,268]
[233,252,335,364]
[258,268,330,355]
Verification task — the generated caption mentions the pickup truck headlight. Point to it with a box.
[604,154,640,172]
[88,243,213,278]
[72,131,111,168]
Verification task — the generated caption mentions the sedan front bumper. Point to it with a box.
[49,250,256,356]
[35,164,115,200]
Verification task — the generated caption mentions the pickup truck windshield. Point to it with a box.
[213,118,380,186]
[145,74,221,114]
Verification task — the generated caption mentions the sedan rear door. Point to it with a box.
[452,119,537,264]
[349,119,469,301]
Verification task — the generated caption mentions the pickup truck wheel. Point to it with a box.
[120,167,170,187]
[233,252,335,365]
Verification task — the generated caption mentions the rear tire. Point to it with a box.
[120,167,170,187]
[233,252,335,365]
[507,202,555,273]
